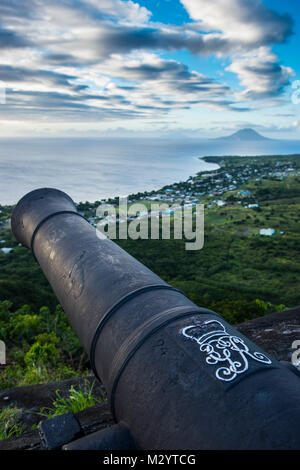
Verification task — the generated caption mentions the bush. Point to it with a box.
[24,343,59,368]
[24,332,60,368]
[0,365,25,391]
[9,311,41,343]
[0,300,89,391]
[208,298,286,324]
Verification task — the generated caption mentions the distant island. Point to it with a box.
[219,128,270,142]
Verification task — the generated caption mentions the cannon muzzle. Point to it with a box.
[11,188,300,449]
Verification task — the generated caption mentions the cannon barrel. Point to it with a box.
[11,188,300,450]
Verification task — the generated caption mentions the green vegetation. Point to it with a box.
[0,381,102,440]
[39,380,103,419]
[0,154,299,391]
[0,406,25,440]
[0,301,89,391]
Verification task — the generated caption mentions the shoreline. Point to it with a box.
[1,153,300,208]
[0,133,299,206]
[0,156,220,207]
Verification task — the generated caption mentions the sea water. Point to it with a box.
[0,137,299,204]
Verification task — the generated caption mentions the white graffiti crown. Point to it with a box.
[182,319,272,382]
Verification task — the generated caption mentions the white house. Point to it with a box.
[260,228,275,236]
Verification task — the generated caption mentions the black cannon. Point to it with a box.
[11,188,300,450]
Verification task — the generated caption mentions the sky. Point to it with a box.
[0,0,300,139]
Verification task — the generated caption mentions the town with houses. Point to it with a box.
[76,156,300,237]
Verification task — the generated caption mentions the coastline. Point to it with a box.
[1,135,300,205]
[0,155,220,206]
[1,152,300,208]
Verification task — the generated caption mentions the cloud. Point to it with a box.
[227,48,294,100]
[0,0,295,128]
[82,0,152,24]
[4,88,145,121]
[180,0,293,49]
[0,65,85,91]
[0,26,32,48]
[89,53,242,112]
[179,0,294,101]
[1,1,292,60]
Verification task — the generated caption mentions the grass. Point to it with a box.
[0,406,26,440]
[39,380,103,418]
[0,380,103,441]
[0,364,85,392]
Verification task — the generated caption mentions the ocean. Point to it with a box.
[0,137,299,205]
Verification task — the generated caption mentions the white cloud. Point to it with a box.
[180,0,294,101]
[83,0,152,24]
[0,0,295,129]
[227,47,294,100]
[180,0,292,48]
